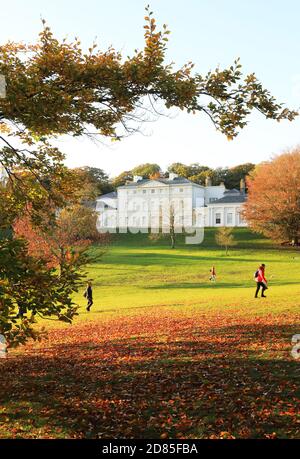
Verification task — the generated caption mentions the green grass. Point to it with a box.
[72,228,300,321]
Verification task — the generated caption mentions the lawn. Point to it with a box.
[1,228,300,439]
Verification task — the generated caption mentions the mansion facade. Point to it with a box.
[96,174,247,232]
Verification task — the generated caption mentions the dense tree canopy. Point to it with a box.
[243,149,300,244]
[225,163,255,190]
[111,170,134,188]
[132,163,161,178]
[71,166,113,201]
[0,8,297,147]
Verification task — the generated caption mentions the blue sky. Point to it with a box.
[1,0,300,176]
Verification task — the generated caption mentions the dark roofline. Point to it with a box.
[209,194,247,204]
[118,176,204,188]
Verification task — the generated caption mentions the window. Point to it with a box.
[227,213,233,225]
[215,213,221,225]
[179,188,184,192]
[133,190,137,194]
[143,189,147,194]
[151,189,155,193]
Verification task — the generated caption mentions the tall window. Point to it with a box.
[215,213,221,225]
[227,213,233,225]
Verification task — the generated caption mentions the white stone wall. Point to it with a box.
[207,203,247,227]
[204,185,226,205]
[117,181,196,231]
[96,180,247,230]
[96,195,118,230]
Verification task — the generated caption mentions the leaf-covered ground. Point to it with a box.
[1,229,300,438]
[1,309,299,439]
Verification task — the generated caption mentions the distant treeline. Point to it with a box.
[72,162,256,199]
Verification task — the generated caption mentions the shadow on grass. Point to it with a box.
[101,252,289,267]
[1,323,299,439]
[143,280,300,290]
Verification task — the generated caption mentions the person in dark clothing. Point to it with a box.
[16,302,27,318]
[84,281,93,312]
[254,264,268,298]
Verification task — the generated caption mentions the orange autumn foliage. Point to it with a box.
[243,148,300,244]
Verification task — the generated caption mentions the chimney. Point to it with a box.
[240,178,246,194]
[133,175,143,183]
[169,173,178,181]
[205,176,212,187]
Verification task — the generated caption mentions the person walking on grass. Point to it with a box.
[254,263,268,298]
[209,265,216,282]
[16,301,27,319]
[84,281,93,312]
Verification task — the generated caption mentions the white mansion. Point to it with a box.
[96,174,247,232]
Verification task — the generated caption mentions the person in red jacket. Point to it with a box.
[209,265,216,282]
[255,264,268,298]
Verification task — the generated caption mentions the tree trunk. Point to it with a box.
[170,233,175,249]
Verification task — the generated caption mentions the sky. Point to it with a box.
[1,0,300,177]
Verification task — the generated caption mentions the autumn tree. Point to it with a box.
[215,227,237,255]
[83,167,111,192]
[112,171,133,188]
[0,236,83,347]
[132,163,161,178]
[0,8,297,149]
[168,163,194,178]
[14,204,106,269]
[243,148,300,245]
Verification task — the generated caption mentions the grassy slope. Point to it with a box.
[73,228,300,320]
[1,228,300,439]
